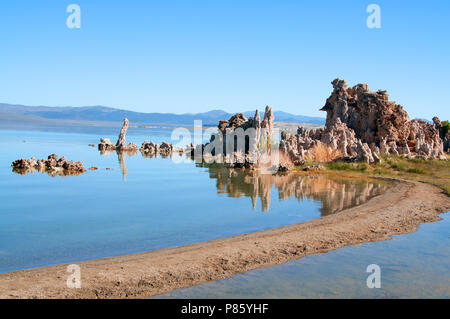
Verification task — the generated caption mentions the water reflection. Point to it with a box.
[99,149,137,181]
[100,149,183,181]
[198,163,390,215]
[11,167,85,177]
[98,150,389,214]
[12,147,390,215]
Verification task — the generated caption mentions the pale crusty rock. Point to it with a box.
[261,105,274,139]
[116,118,129,149]
[320,79,444,159]
[98,138,116,152]
[98,118,138,153]
[433,116,450,153]
[11,158,36,170]
[12,155,86,176]
[197,106,275,169]
[228,113,248,128]
[140,141,184,156]
[280,79,446,165]
[280,118,374,164]
[140,140,157,154]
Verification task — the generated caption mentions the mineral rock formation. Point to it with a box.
[12,154,86,176]
[433,116,450,153]
[280,79,446,165]
[98,118,138,153]
[98,138,116,152]
[140,140,158,154]
[196,106,276,169]
[140,141,184,156]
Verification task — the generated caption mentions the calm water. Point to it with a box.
[0,128,389,274]
[157,213,450,299]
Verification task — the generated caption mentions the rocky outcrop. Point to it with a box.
[280,118,364,164]
[196,105,276,169]
[98,118,138,153]
[280,79,446,165]
[140,141,185,156]
[12,154,86,176]
[433,117,450,153]
[98,138,116,152]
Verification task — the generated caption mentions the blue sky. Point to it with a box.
[1,0,449,120]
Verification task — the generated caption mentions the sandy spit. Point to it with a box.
[0,179,449,299]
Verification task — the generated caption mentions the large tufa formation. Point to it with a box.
[12,154,86,176]
[98,118,138,153]
[280,79,446,164]
[197,105,275,168]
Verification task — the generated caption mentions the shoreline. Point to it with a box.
[1,178,449,298]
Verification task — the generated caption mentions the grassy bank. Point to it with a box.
[295,155,450,196]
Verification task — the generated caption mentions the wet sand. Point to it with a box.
[0,178,449,299]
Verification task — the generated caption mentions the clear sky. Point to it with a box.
[1,0,449,120]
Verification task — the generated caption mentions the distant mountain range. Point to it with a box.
[0,103,325,127]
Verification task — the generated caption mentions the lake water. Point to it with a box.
[156,213,450,299]
[0,128,389,274]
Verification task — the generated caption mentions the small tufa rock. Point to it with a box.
[12,155,86,176]
[98,118,138,153]
[140,141,184,156]
[11,158,36,170]
[98,138,116,152]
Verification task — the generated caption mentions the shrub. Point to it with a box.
[327,162,353,171]
[326,161,368,172]
[407,167,425,174]
[307,142,343,162]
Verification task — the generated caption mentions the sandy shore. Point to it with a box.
[1,178,449,299]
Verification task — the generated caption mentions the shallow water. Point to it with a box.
[0,128,389,273]
[156,213,450,299]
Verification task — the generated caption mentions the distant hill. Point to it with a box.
[0,103,325,127]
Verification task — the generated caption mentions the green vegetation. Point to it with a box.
[295,155,450,196]
[441,120,450,136]
[325,161,369,172]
